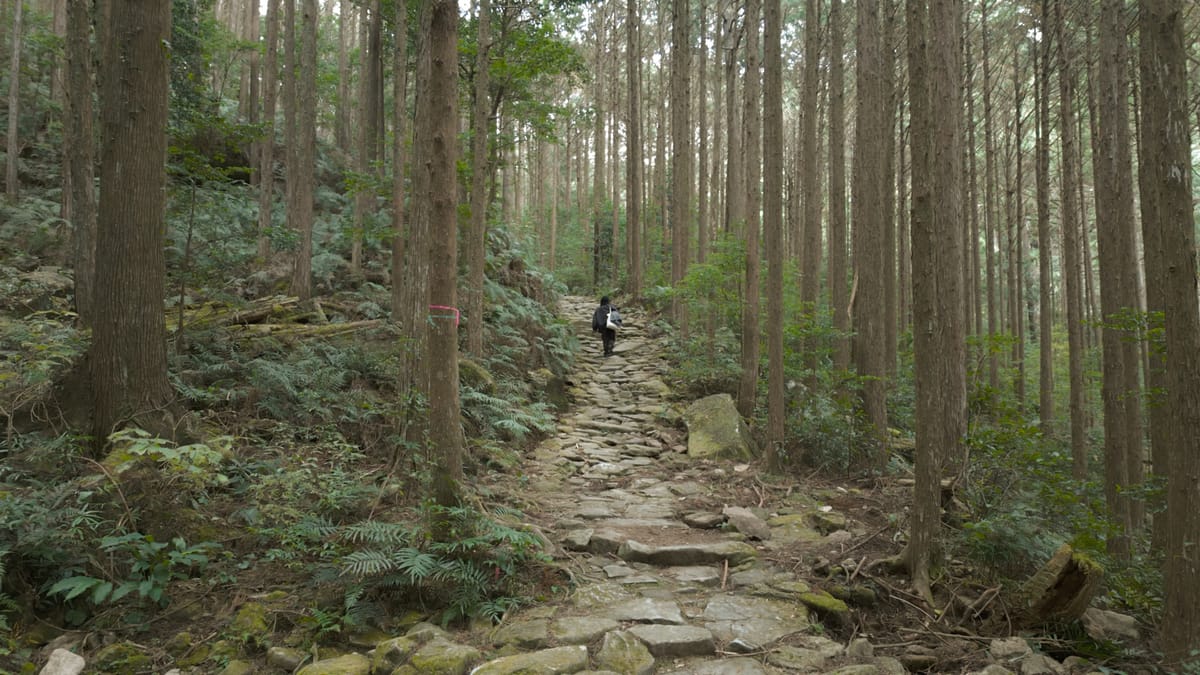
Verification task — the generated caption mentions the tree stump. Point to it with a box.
[1011,543,1103,627]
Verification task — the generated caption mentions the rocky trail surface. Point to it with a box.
[390,296,1087,675]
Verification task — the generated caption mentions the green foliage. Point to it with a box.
[106,428,232,491]
[336,504,551,625]
[957,414,1105,578]
[48,533,219,609]
[0,310,84,421]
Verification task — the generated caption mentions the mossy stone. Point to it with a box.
[218,659,255,675]
[295,653,370,675]
[92,641,152,673]
[230,601,273,646]
[371,636,421,673]
[798,590,851,627]
[164,631,193,658]
[407,639,482,675]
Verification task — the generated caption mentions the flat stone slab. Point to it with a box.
[550,617,620,645]
[669,566,722,587]
[701,594,810,643]
[490,619,550,649]
[604,597,685,625]
[470,646,589,675]
[618,540,758,567]
[676,658,773,675]
[627,625,716,657]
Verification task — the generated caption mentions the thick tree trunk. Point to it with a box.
[91,0,174,446]
[852,0,889,468]
[902,0,965,604]
[422,0,463,511]
[1138,0,1200,664]
[1094,0,1143,558]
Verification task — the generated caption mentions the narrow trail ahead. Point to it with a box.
[470,296,911,675]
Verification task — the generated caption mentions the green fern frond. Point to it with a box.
[340,520,414,545]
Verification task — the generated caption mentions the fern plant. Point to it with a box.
[336,504,551,625]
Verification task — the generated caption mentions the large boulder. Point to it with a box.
[682,394,757,460]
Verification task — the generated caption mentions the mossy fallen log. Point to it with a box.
[227,319,383,339]
[168,295,300,332]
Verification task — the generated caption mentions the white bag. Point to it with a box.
[606,308,621,330]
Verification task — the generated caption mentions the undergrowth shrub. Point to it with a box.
[334,504,553,626]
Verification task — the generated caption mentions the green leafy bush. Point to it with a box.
[48,533,219,609]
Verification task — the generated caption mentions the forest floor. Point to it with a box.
[6,289,1154,674]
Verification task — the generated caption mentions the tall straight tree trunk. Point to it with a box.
[1008,38,1026,407]
[336,0,352,152]
[91,0,174,445]
[697,0,709,266]
[1136,0,1169,553]
[737,0,762,421]
[828,0,849,370]
[1055,0,1086,480]
[670,0,691,326]
[981,0,999,390]
[852,0,888,468]
[352,0,383,275]
[1094,0,1143,558]
[902,0,965,605]
[764,0,785,466]
[800,0,822,320]
[626,0,643,299]
[1138,0,1200,663]
[592,14,607,287]
[723,6,744,235]
[390,0,410,317]
[1035,0,1055,432]
[466,0,491,358]
[289,0,318,301]
[64,0,95,325]
[5,0,22,200]
[421,0,463,511]
[258,0,281,262]
[881,0,899,375]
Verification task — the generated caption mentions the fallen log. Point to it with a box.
[227,319,383,339]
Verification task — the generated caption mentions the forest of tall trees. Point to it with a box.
[1,0,1199,669]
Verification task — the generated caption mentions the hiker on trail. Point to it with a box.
[591,296,622,356]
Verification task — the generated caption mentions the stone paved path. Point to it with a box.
[468,296,899,675]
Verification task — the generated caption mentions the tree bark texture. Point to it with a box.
[64,0,95,325]
[1138,0,1200,664]
[852,0,889,468]
[91,0,174,445]
[422,0,463,510]
[736,0,762,421]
